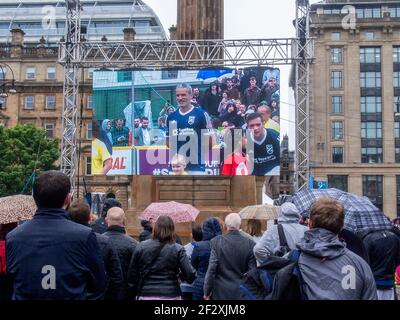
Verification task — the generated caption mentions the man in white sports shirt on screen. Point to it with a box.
[166,83,212,175]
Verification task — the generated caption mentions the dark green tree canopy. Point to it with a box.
[0,124,59,197]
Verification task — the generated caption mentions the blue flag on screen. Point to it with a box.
[196,69,233,80]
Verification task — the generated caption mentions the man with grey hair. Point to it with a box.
[166,83,211,174]
[203,213,256,300]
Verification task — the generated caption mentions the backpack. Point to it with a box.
[240,250,306,300]
[0,240,6,275]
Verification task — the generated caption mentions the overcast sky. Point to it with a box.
[144,0,321,150]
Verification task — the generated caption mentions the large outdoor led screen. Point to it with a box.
[91,67,281,176]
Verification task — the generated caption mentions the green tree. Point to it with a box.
[0,124,59,197]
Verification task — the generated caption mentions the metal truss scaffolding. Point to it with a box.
[58,38,313,69]
[60,0,81,197]
[59,0,313,196]
[295,0,312,191]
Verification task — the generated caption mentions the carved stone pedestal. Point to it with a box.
[127,176,260,243]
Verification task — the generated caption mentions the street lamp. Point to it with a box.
[0,63,17,98]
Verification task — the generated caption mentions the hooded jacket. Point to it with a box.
[297,228,377,300]
[253,203,308,265]
[190,218,222,300]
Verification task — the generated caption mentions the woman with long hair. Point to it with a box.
[127,216,195,300]
[242,219,263,243]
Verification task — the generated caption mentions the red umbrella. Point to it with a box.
[140,201,200,224]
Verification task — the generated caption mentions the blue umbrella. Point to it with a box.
[196,69,233,80]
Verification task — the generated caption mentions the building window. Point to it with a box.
[390,7,400,18]
[322,8,341,15]
[331,121,343,140]
[44,123,54,138]
[361,96,381,113]
[356,8,381,19]
[87,95,93,109]
[117,71,132,82]
[331,71,342,89]
[88,68,94,79]
[363,175,383,211]
[47,67,56,80]
[330,48,342,64]
[394,47,400,63]
[395,122,400,139]
[394,72,400,88]
[361,122,382,139]
[360,72,381,88]
[331,32,341,41]
[86,121,93,139]
[85,156,92,175]
[331,96,343,113]
[395,96,400,113]
[45,96,56,110]
[26,67,36,80]
[362,147,383,163]
[0,97,5,109]
[360,47,381,64]
[24,96,35,109]
[332,146,343,163]
[328,175,348,192]
[0,69,6,80]
[365,32,375,40]
[396,148,400,163]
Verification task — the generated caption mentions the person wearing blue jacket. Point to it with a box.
[190,218,222,300]
[6,171,106,300]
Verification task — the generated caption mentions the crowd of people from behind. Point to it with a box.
[1,170,399,301]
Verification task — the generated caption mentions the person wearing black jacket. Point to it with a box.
[338,228,369,263]
[361,228,400,300]
[103,207,138,300]
[68,199,124,300]
[90,198,122,234]
[127,216,195,300]
[6,171,106,300]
